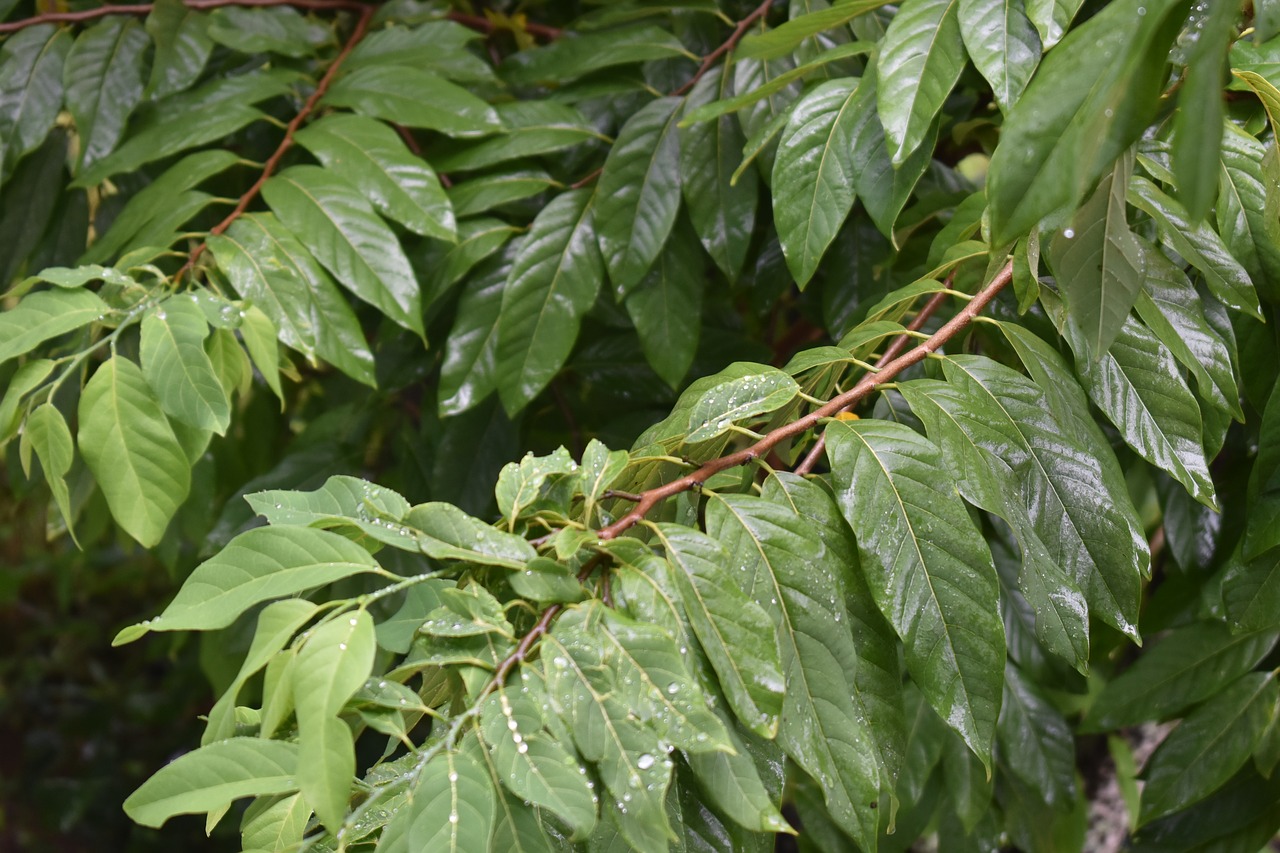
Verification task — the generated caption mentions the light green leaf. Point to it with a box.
[825,418,1004,764]
[596,97,683,296]
[294,114,455,241]
[20,402,75,537]
[246,475,410,528]
[0,25,70,178]
[294,609,374,833]
[123,738,300,828]
[404,502,537,570]
[986,0,1185,245]
[118,527,380,638]
[625,225,704,388]
[509,557,585,605]
[63,18,149,170]
[262,165,423,336]
[877,0,965,164]
[206,5,329,57]
[140,298,231,434]
[737,1,889,59]
[239,305,283,400]
[771,77,859,287]
[78,355,190,548]
[431,101,602,173]
[958,0,1040,111]
[0,359,55,443]
[1139,673,1278,824]
[495,189,605,414]
[495,447,577,526]
[382,749,496,853]
[577,439,629,522]
[1047,155,1144,358]
[501,24,694,85]
[322,65,501,138]
[1128,175,1262,319]
[239,792,310,853]
[144,0,213,99]
[0,288,106,364]
[651,524,784,738]
[684,364,799,443]
[211,212,375,386]
[1084,623,1279,731]
[1024,0,1083,49]
[448,168,558,218]
[1171,0,1236,222]
[376,582,446,654]
[706,489,882,847]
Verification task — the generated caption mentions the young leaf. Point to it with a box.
[294,114,455,242]
[322,65,501,137]
[78,356,191,548]
[0,288,106,364]
[958,0,1041,112]
[877,0,967,166]
[771,78,859,288]
[596,96,683,296]
[494,189,605,414]
[262,165,424,337]
[140,298,231,435]
[63,18,149,170]
[144,0,213,99]
[825,418,1004,765]
[0,25,70,178]
[123,738,300,828]
[0,359,55,443]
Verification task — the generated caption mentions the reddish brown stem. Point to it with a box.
[794,277,954,474]
[671,0,774,97]
[445,11,561,42]
[176,3,373,281]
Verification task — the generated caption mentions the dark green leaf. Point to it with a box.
[0,25,69,178]
[262,165,423,336]
[345,20,492,83]
[439,255,509,417]
[958,0,1041,111]
[1244,377,1280,559]
[495,188,604,414]
[596,96,683,295]
[431,101,602,173]
[737,1,889,59]
[206,5,329,58]
[501,24,694,85]
[448,168,558,219]
[998,662,1076,808]
[322,65,501,137]
[625,225,704,388]
[63,18,149,171]
[1172,0,1236,222]
[876,0,966,164]
[825,418,1004,764]
[1218,122,1280,300]
[144,0,213,99]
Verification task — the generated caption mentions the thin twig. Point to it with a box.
[671,0,774,97]
[794,276,954,474]
[176,3,373,282]
[445,10,562,42]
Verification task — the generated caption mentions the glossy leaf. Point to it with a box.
[1025,0,1083,49]
[0,288,106,364]
[448,168,558,218]
[78,356,190,548]
[438,255,509,417]
[501,24,693,85]
[625,226,704,388]
[1172,0,1236,222]
[958,0,1040,111]
[877,0,965,164]
[684,365,799,443]
[140,298,231,434]
[323,65,501,138]
[123,738,300,828]
[771,78,859,287]
[495,189,604,414]
[403,502,537,570]
[651,524,784,739]
[206,5,328,57]
[998,663,1077,808]
[0,25,69,177]
[825,418,1004,764]
[1218,122,1280,299]
[1139,673,1277,824]
[63,18,149,170]
[262,165,423,336]
[294,114,455,241]
[431,101,602,173]
[596,97,683,296]
[144,0,213,99]
[737,1,889,59]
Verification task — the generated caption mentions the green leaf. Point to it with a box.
[596,96,683,296]
[705,489,882,848]
[404,502,537,570]
[1047,155,1144,358]
[345,20,493,83]
[1244,378,1280,560]
[501,24,694,85]
[684,364,799,443]
[63,18,149,170]
[1024,0,1083,49]
[385,748,497,852]
[1128,175,1262,319]
[239,792,310,852]
[1085,623,1279,731]
[376,582,445,653]
[998,663,1077,808]
[1172,0,1236,222]
[140,298,231,434]
[876,0,966,164]
[211,212,375,386]
[294,114,455,241]
[294,609,374,833]
[1129,765,1280,852]
[771,77,860,287]
[448,168,558,218]
[1218,122,1280,300]
[438,255,509,417]
[262,165,423,337]
[479,686,597,836]
[495,446,577,526]
[495,189,605,414]
[986,0,1185,245]
[651,524,784,738]
[20,402,75,535]
[679,66,758,282]
[737,1,889,59]
[123,738,300,828]
[1139,673,1278,824]
[958,0,1041,111]
[825,418,1004,765]
[322,65,501,138]
[144,0,213,99]
[0,25,70,178]
[206,5,329,58]
[508,557,585,605]
[239,304,283,400]
[0,288,106,364]
[119,527,380,638]
[625,225,704,388]
[428,218,521,301]
[247,475,410,527]
[431,101,603,173]
[0,359,55,443]
[78,356,190,548]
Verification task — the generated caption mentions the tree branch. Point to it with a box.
[671,0,774,97]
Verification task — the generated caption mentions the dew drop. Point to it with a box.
[449,813,459,824]
[1062,228,1075,239]
[338,643,347,650]
[636,753,655,770]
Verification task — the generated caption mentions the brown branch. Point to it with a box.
[671,0,774,97]
[0,0,367,33]
[445,11,561,42]
[176,2,373,281]
[794,277,954,475]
